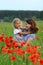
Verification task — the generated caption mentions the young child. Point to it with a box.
[13,18,23,44]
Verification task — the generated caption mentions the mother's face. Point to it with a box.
[25,22,31,29]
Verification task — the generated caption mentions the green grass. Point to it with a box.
[0,21,43,65]
[0,22,13,36]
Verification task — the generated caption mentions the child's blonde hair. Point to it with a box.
[12,18,21,28]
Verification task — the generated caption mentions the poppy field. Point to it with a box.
[0,21,43,65]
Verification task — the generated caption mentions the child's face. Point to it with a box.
[25,22,31,29]
[15,21,21,29]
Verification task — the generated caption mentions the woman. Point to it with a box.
[23,18,39,46]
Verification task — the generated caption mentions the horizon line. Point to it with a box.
[0,10,43,11]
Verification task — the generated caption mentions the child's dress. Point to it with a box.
[13,28,24,43]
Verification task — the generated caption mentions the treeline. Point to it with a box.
[0,10,43,22]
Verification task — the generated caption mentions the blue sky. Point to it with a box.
[0,0,43,10]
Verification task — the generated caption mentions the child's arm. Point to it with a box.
[18,31,31,35]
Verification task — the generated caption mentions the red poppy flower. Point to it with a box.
[2,47,8,53]
[15,48,25,56]
[0,35,3,42]
[8,49,14,53]
[12,40,19,48]
[21,42,26,46]
[10,55,16,61]
[40,59,43,64]
[9,36,12,40]
[1,33,4,37]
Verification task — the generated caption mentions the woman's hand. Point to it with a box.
[23,38,33,48]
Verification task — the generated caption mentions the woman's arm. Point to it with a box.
[24,38,33,47]
[26,38,33,44]
[24,34,35,47]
